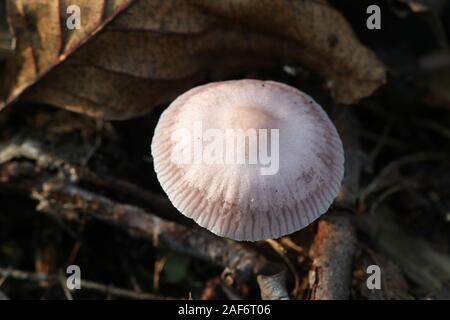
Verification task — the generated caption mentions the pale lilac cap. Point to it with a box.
[151,80,344,241]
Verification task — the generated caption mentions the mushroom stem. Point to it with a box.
[257,270,290,300]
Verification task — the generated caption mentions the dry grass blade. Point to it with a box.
[360,153,444,203]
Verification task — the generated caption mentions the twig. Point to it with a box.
[81,279,171,300]
[66,164,180,220]
[35,180,281,281]
[0,160,283,286]
[0,132,285,298]
[0,267,173,300]
[309,212,356,300]
[0,135,178,218]
[279,237,305,255]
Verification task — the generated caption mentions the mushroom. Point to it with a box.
[151,79,344,241]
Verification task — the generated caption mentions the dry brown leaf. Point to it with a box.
[0,0,386,120]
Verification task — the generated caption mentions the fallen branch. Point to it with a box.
[304,110,365,300]
[0,135,179,220]
[0,160,284,292]
[35,179,282,281]
[66,164,181,221]
[308,212,356,300]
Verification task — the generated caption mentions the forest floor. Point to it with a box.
[0,0,450,300]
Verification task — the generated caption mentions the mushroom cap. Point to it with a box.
[151,80,344,241]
